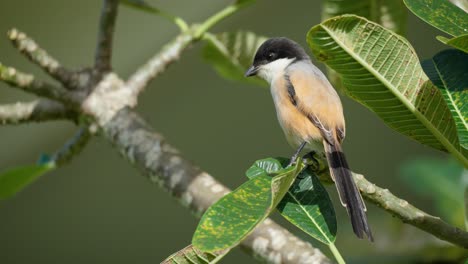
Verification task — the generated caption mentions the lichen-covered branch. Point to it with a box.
[0,9,331,262]
[52,126,92,166]
[7,29,79,88]
[95,0,119,74]
[354,173,468,248]
[0,63,72,102]
[126,32,194,95]
[101,107,331,264]
[125,0,252,96]
[0,99,74,125]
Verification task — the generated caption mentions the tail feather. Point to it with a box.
[323,140,373,241]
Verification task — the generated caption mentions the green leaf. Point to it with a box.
[322,0,407,92]
[246,158,337,244]
[161,245,228,264]
[403,0,468,37]
[246,158,343,263]
[0,162,55,199]
[399,158,465,227]
[192,159,304,252]
[437,35,468,53]
[203,31,267,86]
[307,15,467,167]
[277,171,337,244]
[422,49,468,151]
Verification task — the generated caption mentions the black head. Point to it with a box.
[245,37,309,77]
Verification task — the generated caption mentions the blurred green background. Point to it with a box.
[0,1,462,263]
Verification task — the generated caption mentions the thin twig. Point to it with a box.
[126,32,194,95]
[126,0,255,95]
[95,0,119,74]
[354,173,468,248]
[0,63,73,102]
[0,99,74,125]
[7,29,79,88]
[52,126,92,166]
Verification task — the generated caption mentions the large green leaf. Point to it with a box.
[161,245,228,264]
[307,15,467,167]
[203,31,267,86]
[0,162,55,199]
[322,0,407,92]
[277,171,337,245]
[246,158,343,263]
[399,158,465,227]
[437,35,468,53]
[422,49,468,150]
[246,158,337,245]
[192,159,304,252]
[403,0,468,37]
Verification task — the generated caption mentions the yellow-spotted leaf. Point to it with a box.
[307,15,466,167]
[192,159,303,252]
[403,0,468,37]
[247,158,343,263]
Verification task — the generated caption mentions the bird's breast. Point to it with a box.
[270,76,323,151]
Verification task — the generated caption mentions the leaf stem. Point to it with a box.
[328,243,345,264]
[95,0,119,74]
[159,11,189,32]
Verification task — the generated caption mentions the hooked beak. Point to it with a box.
[245,65,259,77]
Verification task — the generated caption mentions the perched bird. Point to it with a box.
[245,37,373,241]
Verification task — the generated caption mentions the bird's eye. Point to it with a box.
[268,52,275,59]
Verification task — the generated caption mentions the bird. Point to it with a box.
[245,37,373,241]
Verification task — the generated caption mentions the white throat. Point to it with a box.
[257,58,295,83]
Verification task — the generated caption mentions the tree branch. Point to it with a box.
[7,29,80,88]
[95,0,119,74]
[0,99,74,125]
[126,32,194,95]
[354,173,468,248]
[101,107,332,264]
[0,3,332,262]
[125,0,254,95]
[0,63,74,102]
[52,126,92,166]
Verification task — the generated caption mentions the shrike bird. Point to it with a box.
[245,37,373,241]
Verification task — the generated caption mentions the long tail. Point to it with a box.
[323,139,373,241]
